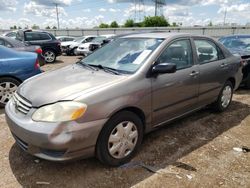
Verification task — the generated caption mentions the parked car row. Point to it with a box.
[60,34,115,56]
[3,32,245,167]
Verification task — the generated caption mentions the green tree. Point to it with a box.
[18,26,22,29]
[99,23,109,28]
[172,22,178,27]
[110,21,119,28]
[45,26,51,29]
[208,21,213,26]
[124,19,135,27]
[52,26,57,29]
[31,24,40,29]
[10,25,17,30]
[142,16,170,27]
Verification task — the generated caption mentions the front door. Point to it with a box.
[152,39,199,126]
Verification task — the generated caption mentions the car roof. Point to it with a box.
[122,32,189,39]
[121,32,211,39]
[56,36,75,38]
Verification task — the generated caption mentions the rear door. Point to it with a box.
[192,38,229,106]
[152,38,199,126]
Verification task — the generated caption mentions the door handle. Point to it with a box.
[220,63,228,68]
[190,71,199,77]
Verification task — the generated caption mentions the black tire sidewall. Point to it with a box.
[96,111,143,166]
[245,74,250,89]
[0,77,21,107]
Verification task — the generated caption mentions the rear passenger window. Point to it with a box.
[157,39,193,70]
[39,33,51,40]
[25,32,41,41]
[194,40,224,64]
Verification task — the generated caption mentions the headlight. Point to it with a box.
[32,101,87,122]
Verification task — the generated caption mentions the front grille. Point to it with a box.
[12,92,32,115]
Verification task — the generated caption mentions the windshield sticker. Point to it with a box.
[133,50,152,65]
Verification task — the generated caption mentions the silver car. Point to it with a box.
[5,33,242,166]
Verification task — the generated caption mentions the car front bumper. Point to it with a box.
[76,48,92,56]
[5,99,107,161]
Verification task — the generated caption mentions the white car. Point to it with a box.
[61,35,96,55]
[76,35,115,56]
[56,36,75,42]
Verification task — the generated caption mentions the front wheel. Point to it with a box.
[0,77,21,107]
[96,111,143,166]
[73,48,78,56]
[213,81,233,112]
[43,50,56,63]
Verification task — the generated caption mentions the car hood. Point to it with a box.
[18,64,127,107]
[61,41,77,47]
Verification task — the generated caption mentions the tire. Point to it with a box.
[43,49,56,63]
[96,111,143,166]
[213,81,233,112]
[73,48,78,56]
[0,77,21,107]
[245,74,250,89]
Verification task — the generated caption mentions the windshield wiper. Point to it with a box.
[95,64,121,75]
[76,61,98,71]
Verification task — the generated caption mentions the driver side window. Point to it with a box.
[157,39,193,70]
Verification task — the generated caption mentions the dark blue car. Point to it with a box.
[0,46,42,106]
[219,35,250,88]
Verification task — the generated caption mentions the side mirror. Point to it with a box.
[152,63,176,74]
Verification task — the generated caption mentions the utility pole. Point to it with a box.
[55,3,60,29]
[154,0,157,16]
[223,7,227,26]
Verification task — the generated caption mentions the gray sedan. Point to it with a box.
[5,33,243,166]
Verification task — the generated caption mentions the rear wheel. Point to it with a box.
[43,50,56,63]
[245,74,250,89]
[96,111,143,166]
[213,81,233,112]
[0,77,21,107]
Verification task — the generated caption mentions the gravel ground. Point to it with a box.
[0,55,249,188]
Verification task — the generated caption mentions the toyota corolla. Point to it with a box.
[5,33,242,166]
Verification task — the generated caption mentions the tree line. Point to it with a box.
[9,16,183,30]
[99,16,175,28]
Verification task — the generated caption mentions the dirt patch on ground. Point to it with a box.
[0,56,249,188]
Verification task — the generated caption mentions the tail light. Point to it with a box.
[35,59,40,69]
[35,48,43,54]
[240,59,247,67]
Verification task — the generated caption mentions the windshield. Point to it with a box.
[92,37,106,43]
[220,36,250,51]
[74,37,85,43]
[81,38,163,74]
